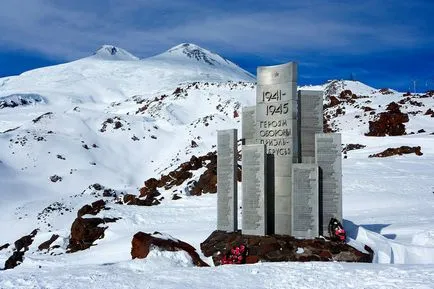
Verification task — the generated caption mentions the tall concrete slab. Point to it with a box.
[217,129,238,232]
[256,62,299,235]
[242,106,256,145]
[315,133,342,236]
[298,90,323,164]
[242,144,267,236]
[292,164,319,238]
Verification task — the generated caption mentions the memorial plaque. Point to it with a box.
[291,164,319,238]
[299,90,323,164]
[242,106,256,145]
[256,62,298,235]
[242,144,267,235]
[217,129,238,232]
[315,133,342,236]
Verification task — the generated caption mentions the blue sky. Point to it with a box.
[0,0,433,91]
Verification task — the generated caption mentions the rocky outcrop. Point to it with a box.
[342,144,366,153]
[123,194,160,206]
[425,108,434,117]
[139,152,236,198]
[365,102,409,136]
[4,251,25,270]
[131,232,209,267]
[379,88,393,95]
[67,202,118,253]
[67,217,118,253]
[14,229,38,252]
[200,230,373,266]
[3,229,38,270]
[77,199,107,217]
[0,243,10,251]
[369,146,423,158]
[325,96,341,108]
[38,234,60,251]
[50,175,62,182]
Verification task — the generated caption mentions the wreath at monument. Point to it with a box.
[220,243,247,265]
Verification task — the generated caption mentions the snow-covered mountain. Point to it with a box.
[92,45,140,61]
[0,43,254,104]
[0,44,433,287]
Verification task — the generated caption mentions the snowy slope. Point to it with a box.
[0,43,254,104]
[0,45,434,287]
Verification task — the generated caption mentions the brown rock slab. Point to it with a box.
[38,234,60,251]
[366,102,409,136]
[0,243,10,251]
[14,229,38,252]
[200,230,373,266]
[67,217,118,253]
[369,146,423,158]
[3,229,38,270]
[4,251,25,270]
[131,232,209,267]
[77,199,107,217]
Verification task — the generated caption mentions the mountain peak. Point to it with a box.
[165,43,228,66]
[92,45,139,61]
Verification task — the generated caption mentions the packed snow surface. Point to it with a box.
[0,44,433,288]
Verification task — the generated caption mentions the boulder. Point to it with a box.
[131,232,209,267]
[3,229,38,270]
[139,152,220,198]
[369,146,423,158]
[201,230,373,266]
[0,243,10,251]
[4,251,25,270]
[38,234,60,251]
[123,194,159,206]
[365,102,409,136]
[14,229,38,252]
[342,144,366,153]
[425,108,434,117]
[67,217,118,253]
[77,199,107,217]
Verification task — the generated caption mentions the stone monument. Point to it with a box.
[216,62,343,240]
[216,129,238,232]
[242,106,256,145]
[298,90,323,164]
[315,133,342,236]
[256,62,298,235]
[291,164,319,238]
[242,144,267,235]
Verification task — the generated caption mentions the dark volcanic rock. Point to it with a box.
[3,229,38,270]
[38,234,60,251]
[369,146,423,158]
[50,175,62,182]
[365,102,409,136]
[123,194,159,206]
[77,199,107,217]
[139,152,226,198]
[200,230,373,266]
[14,229,38,252]
[330,96,341,106]
[67,217,118,253]
[425,108,434,117]
[131,231,209,267]
[379,88,393,95]
[4,251,25,270]
[342,144,366,153]
[0,243,10,251]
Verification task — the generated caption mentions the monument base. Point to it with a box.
[200,230,373,266]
